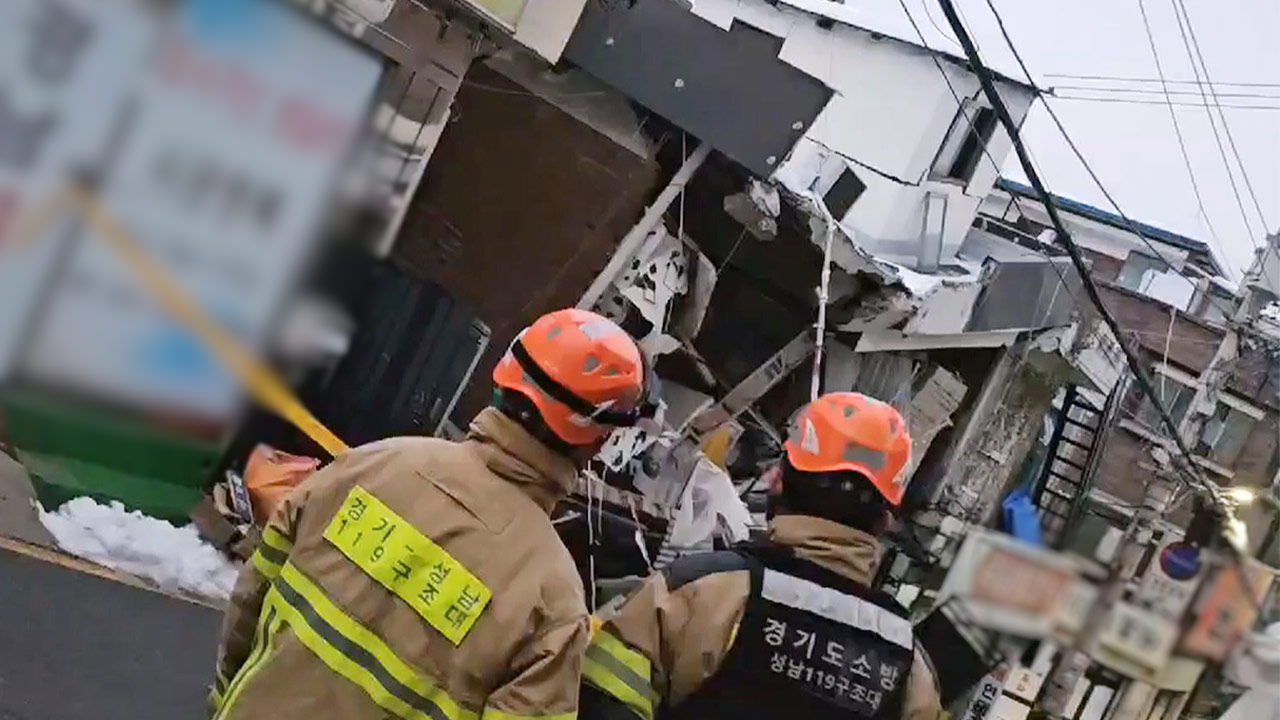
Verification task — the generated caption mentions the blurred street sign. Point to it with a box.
[1181,557,1277,662]
[20,0,382,421]
[960,672,1002,720]
[938,528,1079,638]
[1003,667,1043,704]
[0,0,152,379]
[1093,601,1178,680]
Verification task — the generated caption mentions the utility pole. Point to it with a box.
[1039,241,1276,717]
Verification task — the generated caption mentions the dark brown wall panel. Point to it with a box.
[393,64,660,421]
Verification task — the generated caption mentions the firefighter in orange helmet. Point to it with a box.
[580,392,944,720]
[212,308,649,720]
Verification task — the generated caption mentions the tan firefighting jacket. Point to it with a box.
[210,408,590,720]
[583,515,943,720]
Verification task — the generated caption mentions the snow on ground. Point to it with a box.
[39,497,239,600]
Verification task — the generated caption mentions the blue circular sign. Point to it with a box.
[1160,542,1202,581]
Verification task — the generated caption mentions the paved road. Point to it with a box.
[0,548,221,720]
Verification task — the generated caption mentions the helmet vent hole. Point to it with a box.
[583,354,601,372]
[604,366,620,376]
[842,405,854,418]
[546,325,564,339]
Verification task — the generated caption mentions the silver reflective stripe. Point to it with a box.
[761,569,914,650]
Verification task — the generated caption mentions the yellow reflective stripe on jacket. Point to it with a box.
[481,707,577,720]
[251,525,293,579]
[214,604,282,720]
[269,561,478,720]
[262,525,293,557]
[209,667,231,712]
[582,630,656,720]
[251,549,284,579]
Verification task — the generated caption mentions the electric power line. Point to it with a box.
[943,0,1223,507]
[1053,95,1280,111]
[974,0,1274,623]
[1172,0,1273,233]
[981,0,1243,322]
[1168,0,1260,249]
[1135,0,1234,278]
[1050,85,1280,100]
[893,0,1089,312]
[920,0,961,49]
[1044,73,1280,89]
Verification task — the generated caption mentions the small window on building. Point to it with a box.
[932,104,998,184]
[823,167,866,220]
[1135,380,1193,430]
[1116,252,1165,292]
[1194,403,1255,467]
[1133,366,1261,470]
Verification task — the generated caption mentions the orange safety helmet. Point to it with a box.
[493,308,647,446]
[783,392,913,506]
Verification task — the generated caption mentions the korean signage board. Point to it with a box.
[18,0,383,421]
[960,673,1003,720]
[1052,577,1098,641]
[938,529,1080,638]
[1002,667,1044,704]
[1181,557,1277,662]
[0,0,152,379]
[1093,600,1179,680]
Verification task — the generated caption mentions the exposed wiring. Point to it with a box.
[1160,304,1176,406]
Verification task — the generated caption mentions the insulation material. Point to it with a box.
[904,367,967,474]
[617,230,689,357]
[672,248,718,341]
[666,455,753,551]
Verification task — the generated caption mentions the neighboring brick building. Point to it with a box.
[976,179,1280,554]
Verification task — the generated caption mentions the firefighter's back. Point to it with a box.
[220,432,587,720]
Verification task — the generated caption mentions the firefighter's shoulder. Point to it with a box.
[660,550,755,591]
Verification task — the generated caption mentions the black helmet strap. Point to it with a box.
[510,339,641,428]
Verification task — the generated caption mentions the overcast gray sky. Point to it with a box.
[913,0,1279,281]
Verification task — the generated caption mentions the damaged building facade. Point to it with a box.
[979,180,1280,561]
[275,1,1105,590]
[385,0,1095,582]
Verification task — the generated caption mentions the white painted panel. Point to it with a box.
[513,0,588,62]
[689,0,737,30]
